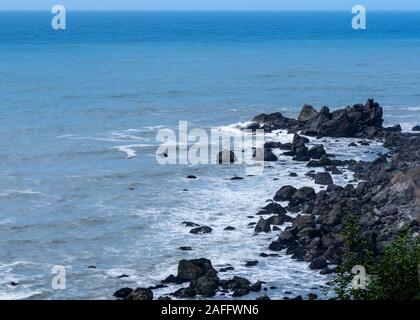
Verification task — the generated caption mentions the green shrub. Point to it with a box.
[327,215,419,300]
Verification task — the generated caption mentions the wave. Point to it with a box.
[113,144,154,158]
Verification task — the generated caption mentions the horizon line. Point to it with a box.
[1,9,420,12]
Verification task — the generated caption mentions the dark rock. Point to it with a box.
[308,293,318,300]
[231,176,244,180]
[326,166,342,175]
[127,288,153,301]
[314,172,333,185]
[309,144,327,159]
[157,296,172,300]
[257,202,287,215]
[232,288,250,297]
[307,156,342,167]
[227,276,251,290]
[224,226,236,231]
[183,221,200,227]
[187,175,197,179]
[298,104,319,122]
[245,260,259,267]
[383,124,402,132]
[117,274,129,279]
[254,218,271,233]
[412,125,420,131]
[348,142,358,147]
[113,287,133,299]
[309,258,328,270]
[179,246,193,251]
[194,270,219,297]
[256,294,271,300]
[173,287,196,298]
[293,295,303,300]
[218,150,236,164]
[250,281,262,292]
[253,148,278,162]
[290,187,316,205]
[289,172,298,177]
[219,266,234,272]
[177,258,216,282]
[273,185,297,201]
[190,226,213,234]
[87,266,96,269]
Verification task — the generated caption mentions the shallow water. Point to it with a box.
[0,11,419,299]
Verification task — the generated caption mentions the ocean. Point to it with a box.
[0,11,419,299]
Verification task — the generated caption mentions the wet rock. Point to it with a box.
[348,142,358,147]
[290,187,316,205]
[256,294,271,300]
[183,221,199,227]
[245,260,259,267]
[113,287,133,299]
[309,144,327,159]
[179,246,193,251]
[117,274,129,279]
[226,276,251,290]
[254,218,271,233]
[326,166,342,175]
[307,156,342,167]
[194,270,219,297]
[219,266,234,272]
[218,150,236,164]
[173,287,196,298]
[309,258,328,270]
[273,185,297,201]
[190,226,213,234]
[250,281,262,292]
[157,296,172,300]
[231,176,244,180]
[412,125,420,131]
[127,288,153,301]
[314,172,333,185]
[289,172,298,177]
[187,175,197,179]
[224,226,236,231]
[308,293,318,300]
[383,124,402,132]
[253,148,278,162]
[177,258,216,282]
[257,202,287,215]
[232,288,250,297]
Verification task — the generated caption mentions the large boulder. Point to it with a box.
[194,270,219,297]
[274,186,297,201]
[177,258,216,282]
[308,144,327,159]
[298,105,318,123]
[254,217,271,233]
[290,187,316,205]
[314,172,333,185]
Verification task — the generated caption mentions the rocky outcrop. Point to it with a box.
[269,132,419,268]
[246,99,385,138]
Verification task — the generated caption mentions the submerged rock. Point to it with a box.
[190,226,213,234]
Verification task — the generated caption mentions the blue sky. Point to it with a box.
[1,0,420,11]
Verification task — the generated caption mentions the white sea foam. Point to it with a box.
[113,144,154,158]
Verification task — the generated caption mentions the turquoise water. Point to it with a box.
[0,11,419,299]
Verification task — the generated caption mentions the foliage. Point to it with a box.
[326,215,419,300]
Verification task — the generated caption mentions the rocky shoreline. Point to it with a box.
[114,99,419,300]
